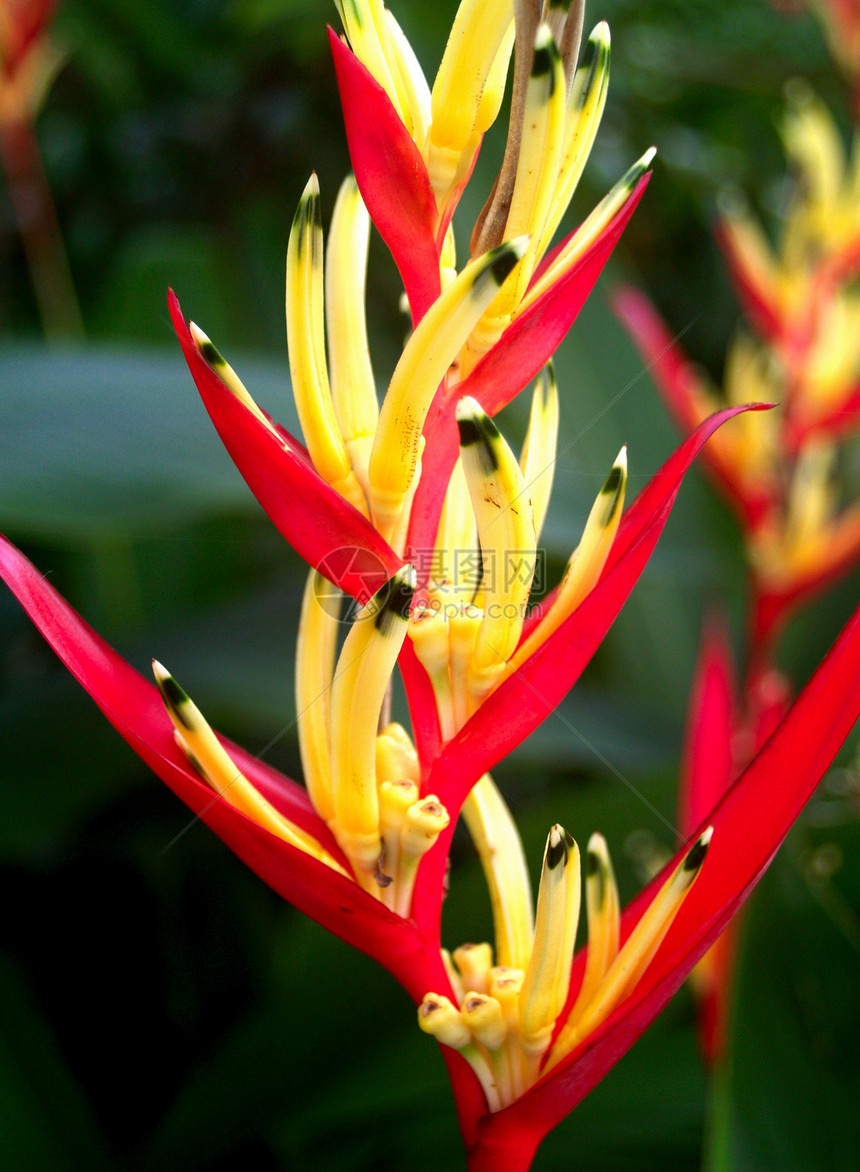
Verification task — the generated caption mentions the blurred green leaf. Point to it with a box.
[0,344,299,543]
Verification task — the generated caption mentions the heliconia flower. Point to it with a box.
[613,284,860,655]
[413,600,860,1170]
[4,525,859,1171]
[10,1,860,1166]
[717,86,860,355]
[0,0,61,121]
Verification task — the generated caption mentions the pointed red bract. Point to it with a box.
[612,284,776,532]
[679,615,736,837]
[328,29,442,325]
[169,291,402,602]
[458,597,860,1156]
[713,218,785,346]
[0,535,449,1001]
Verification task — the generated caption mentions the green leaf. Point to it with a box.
[0,344,300,543]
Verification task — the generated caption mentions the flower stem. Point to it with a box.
[0,110,84,341]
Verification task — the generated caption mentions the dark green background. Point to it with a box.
[1,1,859,1168]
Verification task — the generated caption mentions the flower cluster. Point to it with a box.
[616,83,860,671]
[3,2,860,1169]
[618,64,860,1066]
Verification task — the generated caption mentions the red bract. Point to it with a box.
[454,597,860,1170]
[169,290,403,603]
[329,29,443,325]
[611,284,776,531]
[0,534,447,1004]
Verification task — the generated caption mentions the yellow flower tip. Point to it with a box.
[188,321,219,364]
[418,994,471,1048]
[461,992,507,1050]
[533,20,556,57]
[546,822,573,870]
[682,826,713,885]
[452,942,495,994]
[600,445,627,526]
[401,794,451,858]
[372,563,417,632]
[640,145,657,171]
[592,19,611,47]
[454,395,505,474]
[484,234,530,285]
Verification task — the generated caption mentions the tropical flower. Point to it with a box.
[614,87,860,662]
[4,2,860,1169]
[0,0,81,338]
[3,532,859,1170]
[0,0,61,121]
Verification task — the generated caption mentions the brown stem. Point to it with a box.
[0,110,84,340]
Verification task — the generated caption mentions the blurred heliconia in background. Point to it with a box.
[0,0,82,337]
[617,7,860,1088]
[3,1,860,1169]
[615,81,860,672]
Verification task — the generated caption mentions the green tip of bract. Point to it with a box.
[292,173,320,238]
[455,397,500,471]
[683,826,713,875]
[601,446,627,523]
[546,824,572,871]
[532,25,557,78]
[488,236,529,286]
[152,660,191,722]
[373,565,417,631]
[189,322,224,368]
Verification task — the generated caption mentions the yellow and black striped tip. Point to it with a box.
[546,823,574,871]
[573,22,610,108]
[369,564,417,633]
[599,446,627,527]
[152,660,193,727]
[189,324,225,371]
[455,396,501,474]
[680,826,713,886]
[290,172,321,250]
[531,23,560,92]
